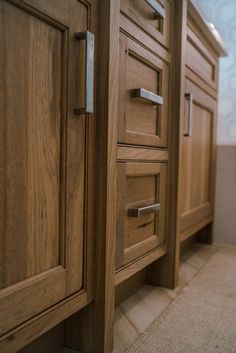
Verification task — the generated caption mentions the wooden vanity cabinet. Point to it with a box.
[0,1,228,353]
[0,0,96,351]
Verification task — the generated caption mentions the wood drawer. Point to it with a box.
[118,32,169,147]
[186,24,218,90]
[120,0,171,50]
[116,162,167,270]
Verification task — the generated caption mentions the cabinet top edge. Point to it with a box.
[188,0,228,57]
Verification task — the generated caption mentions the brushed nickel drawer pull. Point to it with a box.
[130,88,163,105]
[145,0,165,19]
[74,31,95,114]
[128,203,160,217]
[184,93,193,137]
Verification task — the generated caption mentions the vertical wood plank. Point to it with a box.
[147,0,187,288]
[65,0,119,352]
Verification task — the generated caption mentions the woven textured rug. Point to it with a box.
[125,246,236,353]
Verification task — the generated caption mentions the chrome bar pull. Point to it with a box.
[145,0,165,19]
[74,31,95,114]
[130,88,163,106]
[184,93,193,137]
[128,203,160,218]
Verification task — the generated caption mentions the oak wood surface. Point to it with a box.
[180,215,213,243]
[185,66,218,100]
[0,291,89,353]
[115,245,167,287]
[116,162,167,269]
[0,0,95,348]
[120,13,171,63]
[186,23,218,91]
[64,1,119,353]
[18,324,64,353]
[118,32,169,147]
[180,78,217,233]
[117,145,168,161]
[147,0,187,289]
[120,0,171,50]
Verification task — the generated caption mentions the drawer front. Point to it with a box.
[116,162,167,270]
[118,33,169,147]
[186,24,218,90]
[120,0,171,50]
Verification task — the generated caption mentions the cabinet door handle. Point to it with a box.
[145,0,165,19]
[184,93,193,137]
[130,88,163,106]
[74,31,95,114]
[128,203,160,217]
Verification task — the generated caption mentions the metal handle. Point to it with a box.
[128,203,160,218]
[130,88,163,106]
[145,0,165,19]
[184,93,193,137]
[74,31,95,114]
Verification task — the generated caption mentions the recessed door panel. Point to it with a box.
[0,0,92,335]
[180,79,216,232]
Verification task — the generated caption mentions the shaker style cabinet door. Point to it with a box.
[118,32,169,148]
[0,0,94,335]
[180,79,217,233]
[116,162,167,269]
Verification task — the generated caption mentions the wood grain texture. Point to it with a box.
[0,291,89,353]
[18,324,64,353]
[118,32,170,148]
[185,66,218,100]
[0,0,61,290]
[64,1,118,353]
[116,162,167,269]
[120,13,171,63]
[120,0,171,50]
[180,216,213,243]
[117,145,168,161]
[0,0,95,347]
[115,246,167,287]
[147,0,187,289]
[186,23,218,90]
[180,78,216,233]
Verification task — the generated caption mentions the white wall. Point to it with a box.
[192,0,236,244]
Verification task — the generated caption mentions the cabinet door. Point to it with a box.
[0,0,93,335]
[180,79,217,233]
[118,33,169,147]
[116,162,167,269]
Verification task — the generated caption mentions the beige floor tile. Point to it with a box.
[178,261,199,287]
[119,292,156,334]
[114,307,139,349]
[136,285,171,317]
[113,331,126,353]
[186,250,212,269]
[61,349,81,353]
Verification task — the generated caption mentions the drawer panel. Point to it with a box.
[116,162,167,270]
[118,33,169,147]
[186,24,218,90]
[120,0,171,50]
